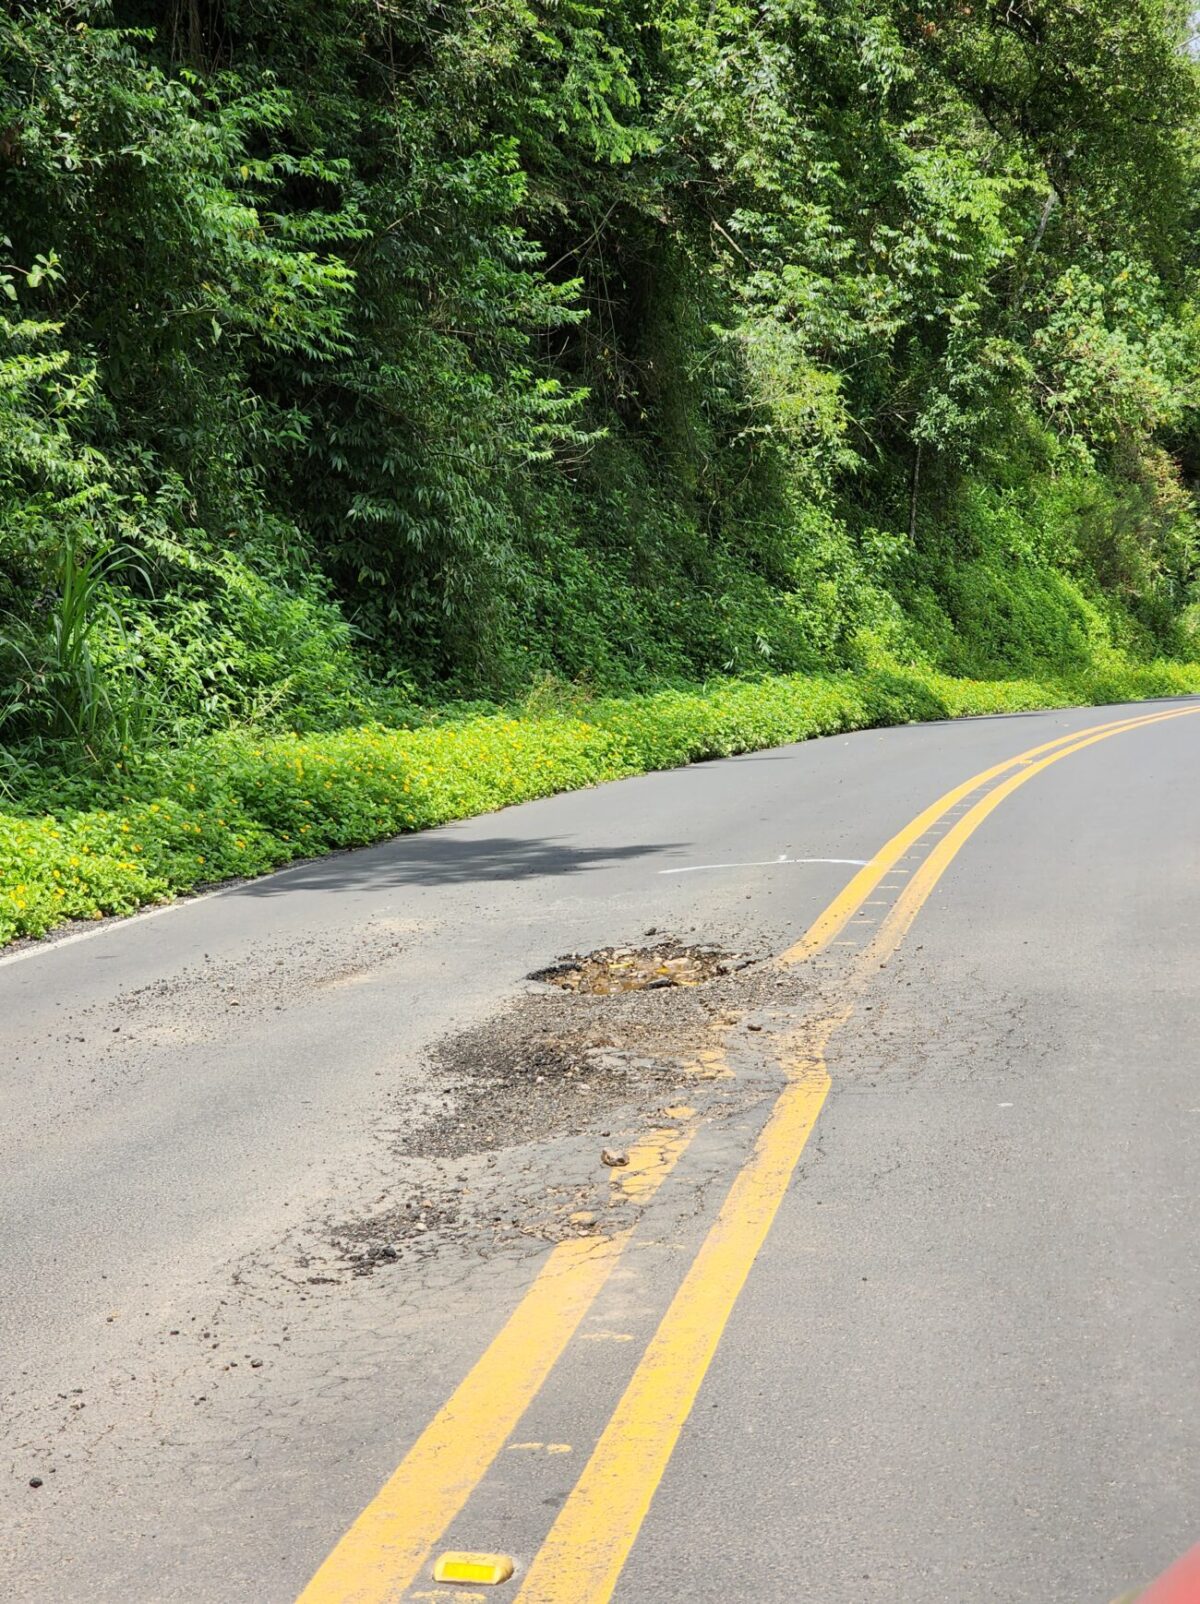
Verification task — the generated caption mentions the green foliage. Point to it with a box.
[0,527,156,756]
[2,0,1198,701]
[3,0,1200,938]
[6,657,1200,946]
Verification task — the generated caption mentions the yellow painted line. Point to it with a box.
[614,1123,696,1204]
[513,704,1200,1604]
[295,1235,624,1604]
[777,705,1195,965]
[864,703,1200,966]
[295,1081,704,1604]
[298,704,1197,1604]
[684,1045,734,1080]
[512,1015,843,1604]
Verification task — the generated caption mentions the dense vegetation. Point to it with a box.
[3,0,1200,938]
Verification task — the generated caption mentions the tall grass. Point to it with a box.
[0,528,158,778]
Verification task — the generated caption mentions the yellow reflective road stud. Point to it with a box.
[432,1552,515,1586]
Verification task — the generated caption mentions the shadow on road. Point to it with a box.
[241,832,684,893]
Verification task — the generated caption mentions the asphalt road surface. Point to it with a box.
[3,699,1199,1603]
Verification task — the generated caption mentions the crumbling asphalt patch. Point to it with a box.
[418,941,759,1161]
[114,917,415,1041]
[323,936,802,1279]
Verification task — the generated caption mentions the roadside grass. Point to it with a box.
[3,655,1199,947]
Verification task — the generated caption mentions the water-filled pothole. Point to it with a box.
[531,941,743,995]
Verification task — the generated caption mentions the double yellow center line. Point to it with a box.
[297,702,1199,1604]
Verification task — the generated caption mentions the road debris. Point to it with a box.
[532,941,739,994]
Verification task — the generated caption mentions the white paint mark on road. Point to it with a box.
[658,855,869,876]
[0,887,230,970]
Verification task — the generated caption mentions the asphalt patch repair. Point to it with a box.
[325,939,803,1279]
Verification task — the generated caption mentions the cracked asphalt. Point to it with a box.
[3,700,1199,1602]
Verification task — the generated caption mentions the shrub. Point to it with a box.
[4,658,1198,947]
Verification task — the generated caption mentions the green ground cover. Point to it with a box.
[4,656,1196,947]
[3,5,1200,946]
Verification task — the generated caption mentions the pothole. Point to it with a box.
[531,941,743,994]
[314,934,790,1283]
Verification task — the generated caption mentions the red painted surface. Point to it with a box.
[1137,1543,1200,1603]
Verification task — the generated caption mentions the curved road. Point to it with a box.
[3,699,1199,1602]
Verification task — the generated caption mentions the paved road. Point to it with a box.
[3,699,1199,1602]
